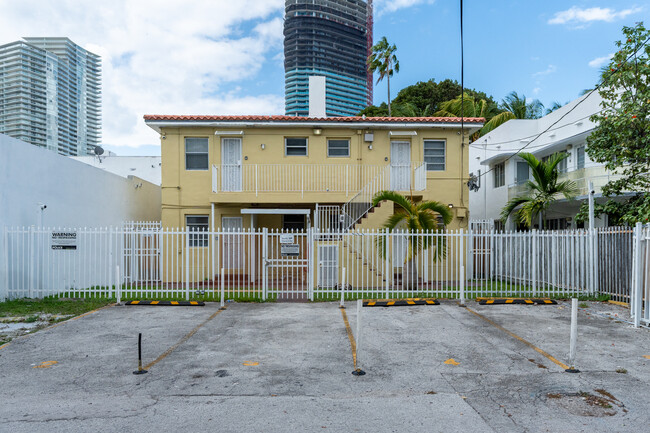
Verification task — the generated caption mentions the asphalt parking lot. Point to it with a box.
[0,300,649,432]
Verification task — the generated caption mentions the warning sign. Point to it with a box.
[51,232,77,250]
[280,243,300,257]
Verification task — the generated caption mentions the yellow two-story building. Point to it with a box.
[143,115,483,299]
[144,115,483,232]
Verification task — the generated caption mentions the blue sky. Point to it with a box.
[0,0,646,155]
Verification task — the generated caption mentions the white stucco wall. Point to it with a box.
[468,91,611,228]
[71,155,162,185]
[0,134,161,227]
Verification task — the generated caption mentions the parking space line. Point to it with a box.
[143,307,226,370]
[339,307,357,370]
[465,306,570,371]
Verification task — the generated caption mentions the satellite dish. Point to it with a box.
[93,146,104,156]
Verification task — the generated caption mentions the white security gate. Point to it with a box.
[390,141,411,191]
[263,230,311,300]
[221,137,242,192]
[317,244,339,288]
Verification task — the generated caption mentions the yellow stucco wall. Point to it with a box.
[159,125,470,230]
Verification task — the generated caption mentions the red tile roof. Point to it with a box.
[143,114,485,124]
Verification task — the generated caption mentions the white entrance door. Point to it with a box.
[390,141,411,190]
[222,216,243,269]
[317,245,339,288]
[221,138,242,191]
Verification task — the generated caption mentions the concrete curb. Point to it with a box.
[125,300,205,306]
[363,299,440,307]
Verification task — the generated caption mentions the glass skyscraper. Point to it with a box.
[284,0,372,117]
[0,37,101,156]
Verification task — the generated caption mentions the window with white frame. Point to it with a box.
[577,146,585,169]
[423,140,445,171]
[494,162,505,188]
[327,139,350,157]
[285,137,308,156]
[186,215,209,247]
[185,137,209,170]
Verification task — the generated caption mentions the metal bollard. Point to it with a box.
[352,299,366,376]
[566,298,580,373]
[459,265,466,307]
[340,267,346,308]
[133,333,148,375]
[220,268,225,309]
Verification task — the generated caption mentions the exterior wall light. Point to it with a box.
[260,143,265,150]
[368,144,373,150]
[448,204,454,208]
[313,128,322,135]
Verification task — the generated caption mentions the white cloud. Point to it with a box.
[0,0,286,149]
[376,0,436,16]
[532,64,557,78]
[548,6,642,26]
[588,53,614,68]
[532,87,541,95]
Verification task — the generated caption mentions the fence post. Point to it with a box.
[109,226,114,299]
[185,226,190,301]
[262,227,268,301]
[355,299,363,374]
[633,222,643,328]
[116,265,121,304]
[384,228,389,298]
[29,225,34,298]
[467,224,473,281]
[532,229,537,297]
[2,226,8,302]
[567,298,579,372]
[308,226,314,301]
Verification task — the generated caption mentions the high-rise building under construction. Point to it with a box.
[284,0,373,117]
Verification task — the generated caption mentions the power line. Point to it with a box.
[474,34,650,182]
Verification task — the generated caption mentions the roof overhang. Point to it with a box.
[240,208,311,215]
[480,152,517,166]
[144,116,484,135]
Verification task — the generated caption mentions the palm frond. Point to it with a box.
[416,201,453,225]
[372,190,414,214]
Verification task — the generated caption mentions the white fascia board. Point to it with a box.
[240,208,311,215]
[145,120,484,134]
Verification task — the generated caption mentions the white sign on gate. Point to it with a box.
[51,231,77,250]
[281,243,300,256]
[279,234,295,244]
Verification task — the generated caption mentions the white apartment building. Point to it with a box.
[469,91,623,230]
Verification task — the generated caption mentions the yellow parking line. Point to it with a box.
[339,307,357,370]
[144,307,225,370]
[465,306,570,370]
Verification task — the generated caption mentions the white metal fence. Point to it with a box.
[0,224,640,309]
[631,223,650,327]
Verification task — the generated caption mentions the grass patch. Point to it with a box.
[579,303,590,308]
[615,368,628,374]
[0,296,112,317]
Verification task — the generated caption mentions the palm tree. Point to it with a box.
[367,37,400,117]
[481,91,544,135]
[434,93,500,139]
[372,191,453,288]
[545,101,565,115]
[500,153,577,229]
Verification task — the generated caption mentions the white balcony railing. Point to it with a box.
[212,163,427,197]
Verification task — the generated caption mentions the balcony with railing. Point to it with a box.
[508,165,624,200]
[211,162,427,203]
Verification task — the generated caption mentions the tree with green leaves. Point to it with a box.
[501,153,577,229]
[367,37,400,117]
[576,22,650,225]
[359,78,495,117]
[434,93,500,139]
[372,191,452,287]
